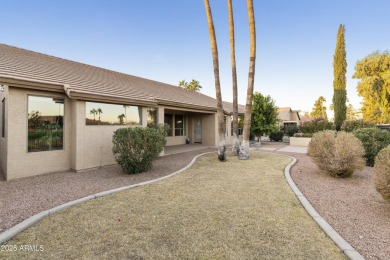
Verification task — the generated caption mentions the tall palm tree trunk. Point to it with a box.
[239,0,256,160]
[228,0,240,156]
[204,0,226,161]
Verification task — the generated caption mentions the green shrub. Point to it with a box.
[374,145,390,202]
[308,130,365,178]
[353,128,390,167]
[112,125,167,174]
[293,133,313,138]
[299,118,334,134]
[341,119,376,132]
[269,130,284,142]
[283,125,299,137]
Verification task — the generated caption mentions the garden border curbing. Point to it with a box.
[0,151,365,260]
[283,155,365,260]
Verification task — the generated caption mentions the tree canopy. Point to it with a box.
[310,96,327,119]
[353,51,390,123]
[178,79,202,92]
[250,92,278,138]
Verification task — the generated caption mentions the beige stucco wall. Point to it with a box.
[200,113,218,146]
[6,87,72,180]
[71,100,146,171]
[290,137,311,147]
[3,95,219,179]
[0,84,9,177]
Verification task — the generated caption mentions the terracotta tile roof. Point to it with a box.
[0,43,244,113]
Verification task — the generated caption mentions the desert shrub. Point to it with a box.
[293,132,313,138]
[308,130,365,178]
[269,130,284,142]
[341,119,376,132]
[283,125,299,137]
[299,118,334,134]
[374,145,390,202]
[353,127,390,166]
[112,124,167,174]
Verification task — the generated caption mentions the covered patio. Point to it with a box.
[164,144,213,156]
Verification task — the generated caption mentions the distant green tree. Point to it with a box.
[250,92,278,140]
[310,96,327,119]
[118,113,125,124]
[97,108,103,121]
[178,79,202,92]
[332,24,347,130]
[353,51,390,124]
[346,103,360,120]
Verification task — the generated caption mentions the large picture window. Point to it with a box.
[175,115,186,136]
[86,102,142,125]
[28,96,64,152]
[164,114,173,136]
[1,98,5,138]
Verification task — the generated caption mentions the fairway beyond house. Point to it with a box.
[1,152,345,259]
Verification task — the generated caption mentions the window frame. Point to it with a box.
[1,98,5,138]
[85,101,142,126]
[27,95,65,153]
[174,114,186,136]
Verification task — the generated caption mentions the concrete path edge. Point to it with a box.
[0,151,216,244]
[283,155,365,260]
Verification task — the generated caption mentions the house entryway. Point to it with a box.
[194,118,202,143]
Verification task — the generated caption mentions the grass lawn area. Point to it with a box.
[1,152,345,259]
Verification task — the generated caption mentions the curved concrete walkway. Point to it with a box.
[0,151,363,259]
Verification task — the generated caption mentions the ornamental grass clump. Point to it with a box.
[374,145,390,202]
[308,130,365,178]
[112,125,167,174]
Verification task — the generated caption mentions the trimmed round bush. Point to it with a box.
[308,130,365,178]
[353,127,390,167]
[112,125,167,174]
[283,125,299,137]
[374,145,390,202]
[269,130,284,142]
[341,119,376,132]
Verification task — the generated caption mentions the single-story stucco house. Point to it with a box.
[278,107,300,128]
[0,44,245,180]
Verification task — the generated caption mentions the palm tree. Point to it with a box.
[239,0,256,160]
[118,113,125,125]
[204,0,226,161]
[228,0,240,156]
[179,80,188,89]
[188,79,202,92]
[97,108,103,121]
[90,109,97,121]
[179,79,202,92]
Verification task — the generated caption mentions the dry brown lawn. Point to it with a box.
[1,152,345,259]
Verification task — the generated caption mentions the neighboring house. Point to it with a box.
[299,114,315,124]
[0,44,244,180]
[278,107,300,128]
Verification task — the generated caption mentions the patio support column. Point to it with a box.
[70,100,86,171]
[158,107,165,156]
[141,107,147,127]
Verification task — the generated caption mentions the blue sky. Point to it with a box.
[1,0,389,116]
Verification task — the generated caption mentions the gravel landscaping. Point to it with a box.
[276,148,390,260]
